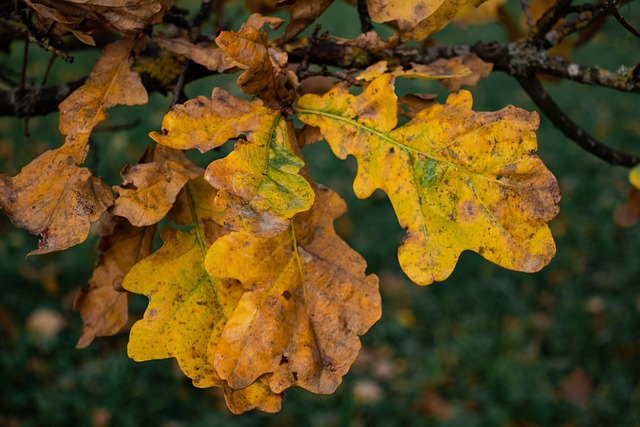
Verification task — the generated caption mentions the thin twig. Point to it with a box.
[171,60,190,107]
[517,76,640,167]
[520,0,534,30]
[608,1,640,38]
[357,0,373,33]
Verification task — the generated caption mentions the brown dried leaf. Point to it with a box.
[154,35,239,72]
[559,368,593,408]
[206,185,381,394]
[73,213,155,348]
[278,0,334,43]
[33,0,170,34]
[438,54,493,91]
[0,144,113,255]
[111,145,202,227]
[59,36,148,154]
[216,23,296,109]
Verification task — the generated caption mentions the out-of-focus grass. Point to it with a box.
[2,1,640,426]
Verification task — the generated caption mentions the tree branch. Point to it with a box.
[517,76,640,167]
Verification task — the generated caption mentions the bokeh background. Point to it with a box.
[1,1,639,426]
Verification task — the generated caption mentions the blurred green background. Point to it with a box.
[1,1,639,426]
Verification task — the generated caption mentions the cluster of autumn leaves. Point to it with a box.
[1,0,562,414]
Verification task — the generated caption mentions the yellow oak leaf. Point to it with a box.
[367,0,487,41]
[205,185,381,394]
[74,213,155,348]
[0,144,114,255]
[216,23,296,109]
[150,88,273,153]
[223,376,282,414]
[297,74,561,285]
[357,60,472,82]
[123,224,241,387]
[111,145,203,227]
[205,119,314,237]
[168,176,227,247]
[151,88,314,237]
[59,36,148,157]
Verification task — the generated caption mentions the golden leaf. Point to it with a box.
[152,89,314,237]
[111,145,202,227]
[150,88,271,153]
[297,74,561,285]
[124,226,240,386]
[205,118,314,237]
[206,185,381,394]
[0,144,113,255]
[74,213,155,348]
[216,23,296,109]
[59,36,148,156]
[366,0,488,40]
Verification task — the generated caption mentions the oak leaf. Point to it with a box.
[74,213,155,348]
[357,60,471,83]
[216,21,296,109]
[151,89,314,237]
[278,0,334,43]
[154,34,240,73]
[437,54,494,91]
[59,36,148,156]
[297,74,561,285]
[367,0,488,40]
[0,144,113,255]
[123,226,239,386]
[31,0,170,35]
[111,145,202,227]
[206,185,381,394]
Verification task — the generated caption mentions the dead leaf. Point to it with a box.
[32,0,170,35]
[124,226,240,387]
[453,0,506,27]
[74,213,155,348]
[0,144,113,255]
[150,88,271,153]
[368,0,488,41]
[152,88,314,237]
[168,177,227,247]
[357,60,472,82]
[216,23,296,109]
[26,308,66,340]
[298,74,560,285]
[205,118,314,237]
[154,35,239,73]
[558,368,593,408]
[614,187,640,228]
[223,377,283,414]
[59,36,148,156]
[111,145,202,227]
[206,185,381,394]
[438,54,493,91]
[278,0,334,44]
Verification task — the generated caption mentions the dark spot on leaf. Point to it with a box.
[292,371,298,381]
[388,147,395,154]
[282,290,291,300]
[496,175,503,180]
[279,355,289,365]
